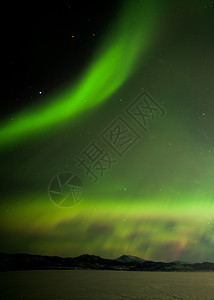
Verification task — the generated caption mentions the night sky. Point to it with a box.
[1,0,214,262]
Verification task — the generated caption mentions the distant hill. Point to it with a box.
[115,255,145,263]
[173,260,193,264]
[0,252,214,272]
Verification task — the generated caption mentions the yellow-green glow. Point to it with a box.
[1,195,214,262]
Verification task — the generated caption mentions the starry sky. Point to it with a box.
[1,0,214,262]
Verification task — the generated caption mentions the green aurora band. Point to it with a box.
[0,0,160,149]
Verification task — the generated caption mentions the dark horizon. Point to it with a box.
[1,252,214,265]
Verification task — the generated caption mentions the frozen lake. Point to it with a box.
[1,270,214,299]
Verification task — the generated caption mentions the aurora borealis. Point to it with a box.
[1,0,214,262]
[0,0,160,148]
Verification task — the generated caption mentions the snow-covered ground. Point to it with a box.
[1,270,214,299]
